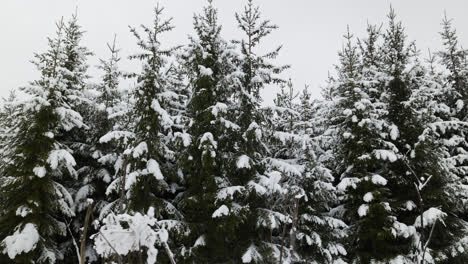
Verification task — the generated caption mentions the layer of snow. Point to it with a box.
[15,206,32,217]
[174,132,191,147]
[1,223,39,259]
[358,204,369,217]
[404,201,417,211]
[242,244,263,263]
[363,192,374,202]
[99,131,134,144]
[236,155,251,169]
[200,132,217,148]
[151,99,173,128]
[194,235,206,247]
[133,142,148,158]
[266,158,302,177]
[389,125,400,140]
[259,171,282,193]
[198,65,213,76]
[337,177,360,191]
[147,159,164,180]
[47,149,76,175]
[212,205,229,218]
[374,149,397,162]
[371,174,387,186]
[217,186,245,201]
[211,102,228,117]
[251,75,263,83]
[33,166,46,178]
[94,208,165,264]
[43,132,54,138]
[414,207,447,228]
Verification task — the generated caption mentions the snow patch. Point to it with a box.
[363,192,373,202]
[33,166,46,178]
[337,177,360,191]
[414,207,447,228]
[132,142,148,158]
[194,235,206,247]
[374,150,397,162]
[212,205,229,218]
[242,244,263,263]
[237,155,251,169]
[174,132,191,147]
[358,204,369,217]
[47,149,76,171]
[198,65,213,76]
[147,159,163,180]
[371,174,387,186]
[15,206,32,217]
[1,223,39,259]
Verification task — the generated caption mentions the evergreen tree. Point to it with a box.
[96,5,185,263]
[329,27,409,263]
[227,1,294,262]
[293,87,348,263]
[0,90,19,171]
[436,15,468,222]
[73,36,125,263]
[0,19,85,263]
[381,8,468,263]
[122,4,181,215]
[54,14,97,263]
[177,1,241,262]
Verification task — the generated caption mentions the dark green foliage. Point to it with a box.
[0,19,82,263]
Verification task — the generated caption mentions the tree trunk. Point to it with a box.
[289,198,299,251]
[80,202,93,264]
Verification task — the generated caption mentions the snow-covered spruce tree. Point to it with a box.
[125,1,182,221]
[70,36,125,264]
[177,1,243,262]
[196,0,294,262]
[266,80,348,263]
[381,9,468,263]
[328,27,410,263]
[0,19,85,263]
[292,86,348,263]
[0,90,19,171]
[97,46,134,219]
[96,5,183,263]
[436,15,468,222]
[49,14,100,263]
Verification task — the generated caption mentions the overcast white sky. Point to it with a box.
[1,0,467,104]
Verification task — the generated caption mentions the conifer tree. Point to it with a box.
[292,87,348,263]
[329,27,410,263]
[226,1,295,262]
[121,4,181,215]
[52,14,98,263]
[71,37,125,263]
[0,19,85,263]
[436,15,468,222]
[381,8,468,263]
[177,1,242,262]
[97,5,184,263]
[0,90,19,171]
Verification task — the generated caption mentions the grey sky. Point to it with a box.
[1,0,468,104]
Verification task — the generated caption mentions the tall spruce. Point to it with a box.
[178,0,241,262]
[381,8,468,263]
[0,19,85,263]
[293,87,348,263]
[436,15,468,223]
[329,27,410,263]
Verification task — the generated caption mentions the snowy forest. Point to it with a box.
[1,0,468,263]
